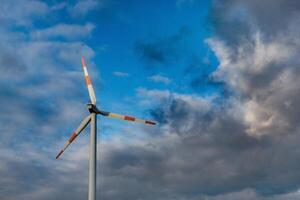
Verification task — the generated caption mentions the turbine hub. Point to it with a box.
[87,103,100,113]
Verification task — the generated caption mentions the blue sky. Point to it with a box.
[2,0,300,200]
[85,0,218,109]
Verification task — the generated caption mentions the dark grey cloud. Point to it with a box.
[0,144,91,200]
[183,55,226,96]
[210,0,300,46]
[134,26,190,66]
[190,73,224,93]
[95,92,300,199]
[0,47,27,78]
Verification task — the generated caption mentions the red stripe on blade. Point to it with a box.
[56,150,64,159]
[145,121,156,125]
[69,132,77,143]
[124,116,135,121]
[85,76,92,85]
[81,57,86,68]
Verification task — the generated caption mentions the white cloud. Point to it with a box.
[69,0,101,17]
[148,74,172,84]
[50,2,67,11]
[206,33,295,95]
[207,31,300,137]
[113,71,130,77]
[136,88,212,111]
[0,0,50,26]
[31,23,95,40]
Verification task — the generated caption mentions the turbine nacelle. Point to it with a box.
[87,103,100,114]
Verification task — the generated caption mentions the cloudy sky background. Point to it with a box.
[1,0,300,199]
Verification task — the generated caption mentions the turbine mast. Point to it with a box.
[88,112,97,200]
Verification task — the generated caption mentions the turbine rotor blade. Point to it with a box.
[81,56,97,105]
[98,110,156,125]
[56,114,92,159]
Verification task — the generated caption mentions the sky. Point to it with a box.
[1,0,300,199]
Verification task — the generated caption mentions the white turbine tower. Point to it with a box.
[56,57,156,200]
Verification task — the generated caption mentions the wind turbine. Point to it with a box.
[56,57,156,200]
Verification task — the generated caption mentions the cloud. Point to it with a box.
[148,74,172,85]
[0,140,91,200]
[207,31,300,137]
[0,39,96,146]
[210,0,300,46]
[0,32,96,200]
[2,1,300,200]
[113,71,130,77]
[0,0,50,27]
[50,2,68,11]
[69,0,101,17]
[134,27,189,66]
[31,23,95,40]
[201,189,300,200]
[136,88,212,108]
[0,0,97,194]
[0,1,100,200]
[140,90,300,197]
